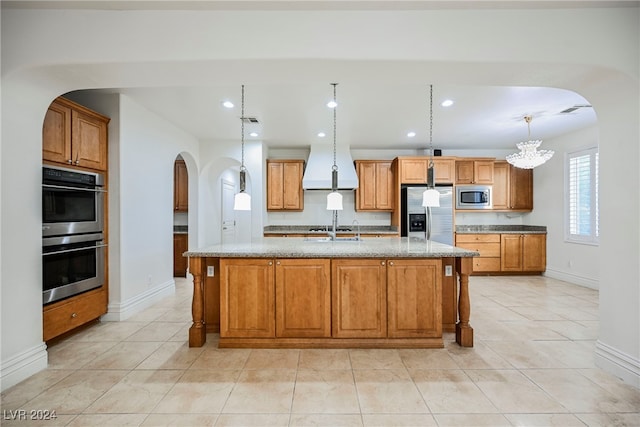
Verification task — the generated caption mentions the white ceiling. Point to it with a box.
[96,83,596,151]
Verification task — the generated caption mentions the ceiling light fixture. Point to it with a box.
[326,83,343,212]
[407,131,416,138]
[422,85,440,241]
[222,100,234,109]
[233,85,251,211]
[249,132,258,137]
[506,115,554,169]
[317,132,326,138]
[441,99,454,107]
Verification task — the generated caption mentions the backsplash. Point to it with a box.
[266,190,391,227]
[455,211,527,225]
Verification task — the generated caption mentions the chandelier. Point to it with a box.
[233,85,251,211]
[506,115,554,169]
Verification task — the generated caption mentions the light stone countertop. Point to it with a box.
[455,225,547,234]
[185,237,478,259]
[263,225,398,235]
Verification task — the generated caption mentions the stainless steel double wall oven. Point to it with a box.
[42,165,106,304]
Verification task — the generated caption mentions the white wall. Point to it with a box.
[1,5,637,390]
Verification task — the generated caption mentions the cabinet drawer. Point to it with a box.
[455,233,501,243]
[473,257,501,272]
[43,289,107,341]
[456,242,500,257]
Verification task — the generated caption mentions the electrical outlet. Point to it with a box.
[207,266,215,277]
[445,265,453,276]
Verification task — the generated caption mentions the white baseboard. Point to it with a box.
[0,343,48,392]
[595,340,640,389]
[544,267,599,290]
[101,279,175,321]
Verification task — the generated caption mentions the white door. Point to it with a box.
[222,179,236,244]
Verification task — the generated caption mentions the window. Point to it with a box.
[566,147,599,244]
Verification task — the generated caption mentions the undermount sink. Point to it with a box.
[304,236,362,242]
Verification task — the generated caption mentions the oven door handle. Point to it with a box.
[43,243,107,256]
[43,184,106,193]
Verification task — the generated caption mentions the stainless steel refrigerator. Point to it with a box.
[401,186,454,245]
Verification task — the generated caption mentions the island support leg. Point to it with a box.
[189,256,206,347]
[455,257,474,347]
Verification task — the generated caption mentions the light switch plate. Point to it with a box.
[445,265,453,276]
[207,266,215,277]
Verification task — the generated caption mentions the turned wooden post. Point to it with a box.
[189,256,206,347]
[455,257,474,347]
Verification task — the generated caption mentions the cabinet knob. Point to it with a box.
[71,312,77,318]
[67,159,73,164]
[389,261,394,266]
[75,160,80,165]
[276,261,281,265]
[381,261,385,266]
[268,261,273,266]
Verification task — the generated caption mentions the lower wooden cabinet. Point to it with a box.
[173,233,188,277]
[455,233,546,274]
[332,259,387,338]
[43,288,107,342]
[220,258,275,338]
[219,257,446,341]
[501,234,547,272]
[387,259,442,338]
[275,259,331,338]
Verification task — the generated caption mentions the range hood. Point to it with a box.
[302,144,359,190]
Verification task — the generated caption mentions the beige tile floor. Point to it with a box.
[2,275,639,426]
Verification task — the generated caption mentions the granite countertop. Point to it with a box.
[263,225,399,236]
[455,225,547,234]
[185,237,477,259]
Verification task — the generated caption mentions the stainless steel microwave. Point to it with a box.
[455,185,492,209]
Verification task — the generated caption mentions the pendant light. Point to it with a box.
[422,84,440,209]
[233,84,251,211]
[326,83,343,211]
[506,115,554,169]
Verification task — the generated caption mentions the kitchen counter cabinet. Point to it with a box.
[43,288,107,342]
[173,233,188,277]
[186,238,476,348]
[276,258,331,338]
[455,234,501,273]
[266,160,304,211]
[332,259,387,338]
[501,233,546,272]
[355,160,394,211]
[43,97,109,171]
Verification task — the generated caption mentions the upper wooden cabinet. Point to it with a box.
[43,97,109,171]
[492,161,533,211]
[355,160,394,211]
[174,159,188,212]
[266,160,304,211]
[455,159,494,184]
[396,156,456,184]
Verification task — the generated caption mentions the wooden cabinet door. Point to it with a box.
[522,234,546,272]
[267,161,284,210]
[43,102,72,165]
[72,109,108,171]
[400,158,428,184]
[474,160,494,184]
[510,167,533,210]
[455,160,474,184]
[282,161,304,210]
[332,259,387,338]
[276,259,331,338]
[376,161,394,210]
[220,258,275,338]
[173,233,188,277]
[387,259,442,338]
[500,234,523,271]
[432,158,455,184]
[356,161,377,210]
[492,161,509,210]
[174,160,189,212]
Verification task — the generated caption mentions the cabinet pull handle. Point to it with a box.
[71,313,77,318]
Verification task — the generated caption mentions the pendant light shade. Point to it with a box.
[234,85,251,211]
[326,190,343,210]
[422,188,440,207]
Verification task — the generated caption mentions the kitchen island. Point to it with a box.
[185,237,477,349]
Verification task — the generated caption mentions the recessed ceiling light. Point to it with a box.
[222,101,234,109]
[249,132,258,137]
[441,99,454,107]
[407,131,416,138]
[326,100,338,109]
[317,132,326,138]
